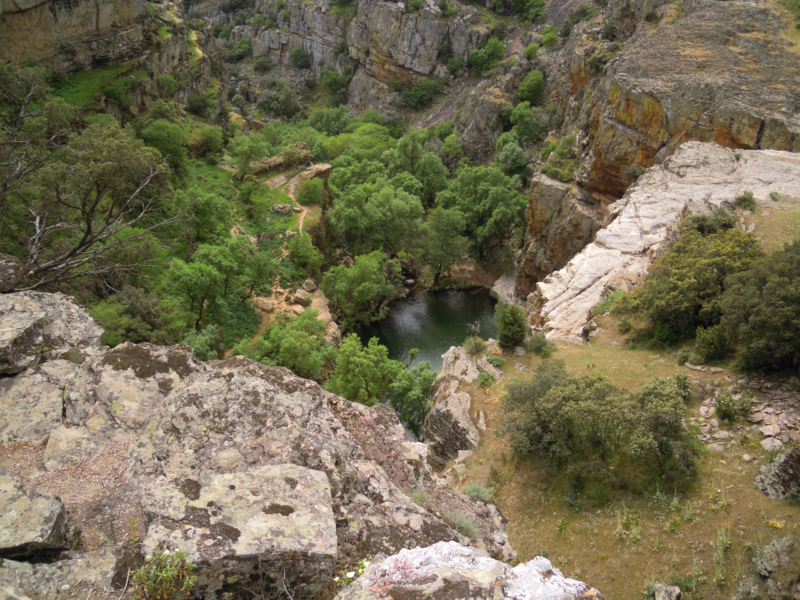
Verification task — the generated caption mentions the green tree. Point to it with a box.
[436,165,526,261]
[321,251,403,329]
[387,353,437,437]
[415,152,449,206]
[498,303,527,347]
[288,232,323,276]
[510,102,549,142]
[612,229,764,340]
[518,70,545,104]
[418,207,468,286]
[721,239,800,370]
[197,126,223,157]
[289,46,312,69]
[469,38,505,74]
[231,132,272,180]
[241,250,278,296]
[295,178,324,205]
[193,243,239,295]
[170,259,224,328]
[496,140,529,175]
[400,79,443,109]
[141,119,188,174]
[326,335,402,406]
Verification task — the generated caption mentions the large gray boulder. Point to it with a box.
[755,535,800,600]
[437,346,479,383]
[0,291,104,375]
[0,470,79,559]
[334,541,604,600]
[755,447,800,500]
[423,380,480,471]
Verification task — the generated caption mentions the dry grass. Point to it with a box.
[458,321,800,600]
[743,196,800,252]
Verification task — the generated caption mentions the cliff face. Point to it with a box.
[0,0,146,74]
[518,0,800,296]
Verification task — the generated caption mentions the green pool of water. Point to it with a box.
[356,288,498,371]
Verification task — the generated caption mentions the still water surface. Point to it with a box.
[356,288,498,371]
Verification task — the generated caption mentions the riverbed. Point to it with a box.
[356,288,498,371]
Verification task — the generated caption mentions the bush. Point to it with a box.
[289,46,312,69]
[462,483,492,502]
[103,78,132,105]
[590,289,625,317]
[496,140,529,175]
[612,229,764,340]
[502,361,696,490]
[447,57,463,74]
[477,371,495,388]
[714,392,752,422]
[132,550,197,600]
[682,207,737,236]
[445,513,479,538]
[497,303,527,348]
[295,177,324,205]
[510,102,549,142]
[463,335,486,355]
[588,47,612,71]
[690,324,729,363]
[541,31,558,46]
[518,70,545,104]
[526,330,555,357]
[400,78,442,109]
[734,190,757,211]
[157,74,177,97]
[469,37,505,75]
[253,54,273,73]
[721,238,800,371]
[406,0,423,11]
[440,0,458,16]
[524,43,540,60]
[187,91,215,117]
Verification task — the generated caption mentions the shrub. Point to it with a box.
[690,324,729,363]
[446,57,463,74]
[445,513,479,538]
[295,177,324,205]
[721,238,800,371]
[590,289,625,317]
[289,46,311,69]
[524,43,540,60]
[486,355,505,368]
[157,74,177,97]
[477,371,495,388]
[769,191,781,202]
[602,22,615,39]
[400,78,442,109]
[612,229,764,340]
[587,47,612,71]
[510,102,549,142]
[132,550,197,600]
[682,207,737,236]
[734,190,757,211]
[440,0,458,16]
[469,37,505,75]
[541,31,558,46]
[526,330,555,357]
[714,392,752,422]
[518,70,545,104]
[462,483,492,502]
[406,0,423,11]
[187,91,215,117]
[496,140,529,175]
[540,140,557,160]
[103,78,132,105]
[541,164,572,182]
[409,487,424,505]
[498,303,527,348]
[253,54,273,73]
[463,335,486,355]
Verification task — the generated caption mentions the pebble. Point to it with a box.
[760,437,784,451]
[742,454,753,462]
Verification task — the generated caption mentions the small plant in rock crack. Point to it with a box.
[333,558,372,587]
[132,550,197,600]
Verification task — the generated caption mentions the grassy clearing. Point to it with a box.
[458,320,800,600]
[51,64,131,107]
[743,196,800,252]
[303,204,323,231]
[158,24,173,39]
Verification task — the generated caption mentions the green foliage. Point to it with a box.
[238,310,337,381]
[734,189,757,211]
[587,47,612,71]
[170,259,224,328]
[289,46,312,69]
[540,25,558,46]
[387,354,437,437]
[132,550,197,600]
[462,483,492,502]
[401,79,443,109]
[186,90,215,117]
[714,392,752,422]
[681,207,737,236]
[230,131,273,180]
[512,0,545,21]
[612,229,764,340]
[406,0,423,11]
[560,3,599,37]
[690,324,729,363]
[440,0,458,16]
[253,54,273,73]
[295,177,324,205]
[721,238,800,371]
[182,324,226,360]
[257,79,300,117]
[590,289,625,317]
[496,139,529,175]
[434,121,454,141]
[469,38,505,75]
[418,207,469,284]
[320,67,349,94]
[287,233,323,276]
[463,335,486,355]
[157,74,177,97]
[447,57,463,74]
[322,251,403,329]
[518,70,545,104]
[223,37,253,62]
[326,334,402,405]
[502,361,697,491]
[141,119,188,174]
[445,513,479,538]
[198,126,223,157]
[526,331,555,357]
[496,302,527,347]
[510,102,549,142]
[103,78,133,105]
[524,43,540,60]
[477,371,495,388]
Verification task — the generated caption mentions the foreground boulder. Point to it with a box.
[755,535,800,600]
[0,470,79,560]
[335,541,604,600]
[0,297,513,598]
[0,291,103,375]
[755,447,800,501]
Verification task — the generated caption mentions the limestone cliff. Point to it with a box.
[0,0,146,75]
[525,142,800,342]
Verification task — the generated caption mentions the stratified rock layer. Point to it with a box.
[526,142,800,341]
[334,541,604,600]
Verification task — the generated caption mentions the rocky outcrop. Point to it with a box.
[335,541,604,600]
[754,535,800,600]
[755,447,800,501]
[423,380,480,470]
[0,0,146,75]
[578,0,800,199]
[0,296,513,597]
[0,291,104,375]
[490,273,520,306]
[0,470,79,559]
[437,346,479,383]
[655,583,682,600]
[525,142,800,341]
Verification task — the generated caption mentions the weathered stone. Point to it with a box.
[0,291,104,375]
[761,437,784,452]
[291,289,312,307]
[755,447,800,500]
[755,535,800,600]
[302,279,317,293]
[525,143,800,341]
[423,381,479,471]
[335,541,603,600]
[0,470,79,559]
[477,355,503,380]
[254,297,275,312]
[141,465,336,598]
[0,254,26,293]
[437,346,479,383]
[655,583,682,600]
[272,203,294,215]
[490,273,519,306]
